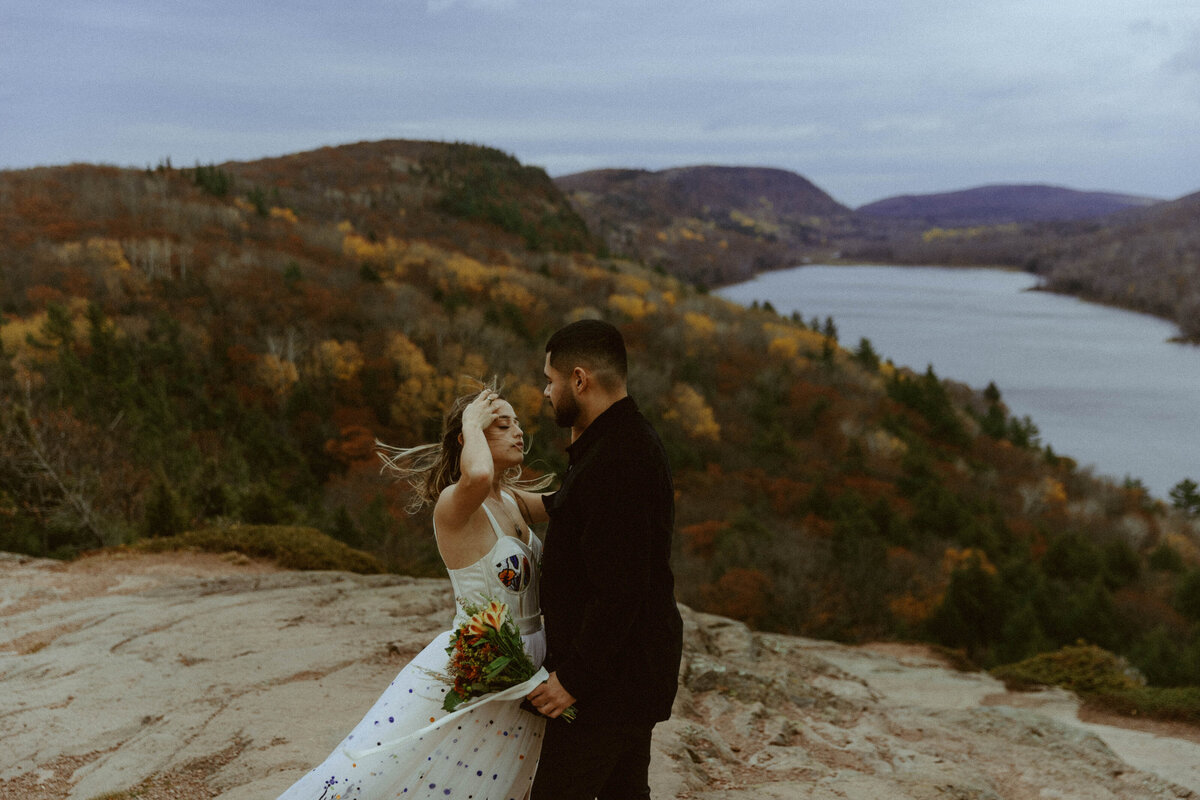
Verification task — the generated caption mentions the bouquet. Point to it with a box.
[435,599,576,721]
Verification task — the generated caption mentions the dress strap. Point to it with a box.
[478,502,506,542]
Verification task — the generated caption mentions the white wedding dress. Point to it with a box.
[276,493,546,800]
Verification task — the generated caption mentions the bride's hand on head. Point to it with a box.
[462,389,501,433]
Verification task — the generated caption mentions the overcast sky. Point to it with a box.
[3,0,1197,207]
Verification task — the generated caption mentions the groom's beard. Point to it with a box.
[551,391,580,429]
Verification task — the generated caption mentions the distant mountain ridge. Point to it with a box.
[554,156,1196,339]
[552,166,1173,287]
[556,165,850,218]
[554,165,854,285]
[857,184,1162,226]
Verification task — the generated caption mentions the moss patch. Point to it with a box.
[991,643,1200,727]
[129,525,384,574]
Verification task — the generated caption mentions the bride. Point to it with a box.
[275,384,552,799]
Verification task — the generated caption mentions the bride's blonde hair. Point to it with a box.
[376,378,554,514]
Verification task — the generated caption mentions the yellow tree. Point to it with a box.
[386,332,446,436]
[663,383,720,442]
[314,339,364,383]
[256,354,299,400]
[607,293,656,320]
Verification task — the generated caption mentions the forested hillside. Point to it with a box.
[2,140,1200,686]
[555,165,856,287]
[1030,191,1200,341]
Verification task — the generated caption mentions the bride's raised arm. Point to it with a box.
[433,389,499,534]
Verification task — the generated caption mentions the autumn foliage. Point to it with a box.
[1,142,1199,687]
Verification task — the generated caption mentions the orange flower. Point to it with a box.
[480,600,508,631]
[464,617,488,638]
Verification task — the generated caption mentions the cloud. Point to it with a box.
[1129,18,1173,37]
[1165,30,1200,75]
[425,0,518,12]
[1,0,1198,204]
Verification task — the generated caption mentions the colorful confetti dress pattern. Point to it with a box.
[276,493,545,799]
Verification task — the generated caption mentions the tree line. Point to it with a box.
[2,146,1199,689]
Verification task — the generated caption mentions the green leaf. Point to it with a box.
[484,656,512,678]
[442,691,466,712]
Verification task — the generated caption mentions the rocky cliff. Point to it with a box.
[2,551,1198,799]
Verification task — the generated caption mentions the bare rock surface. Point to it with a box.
[2,550,1199,799]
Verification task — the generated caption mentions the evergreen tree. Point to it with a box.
[1149,542,1185,572]
[927,555,1008,661]
[1066,577,1123,651]
[853,337,880,371]
[192,163,231,196]
[1102,538,1141,589]
[1175,568,1200,622]
[995,601,1053,664]
[142,482,187,538]
[328,505,364,548]
[1169,478,1200,517]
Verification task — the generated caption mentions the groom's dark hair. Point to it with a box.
[546,319,627,389]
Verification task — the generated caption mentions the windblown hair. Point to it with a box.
[376,378,553,514]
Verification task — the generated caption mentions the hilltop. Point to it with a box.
[3,550,1200,799]
[856,184,1161,226]
[555,165,855,286]
[2,139,1200,695]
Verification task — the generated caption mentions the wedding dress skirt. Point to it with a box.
[276,495,546,799]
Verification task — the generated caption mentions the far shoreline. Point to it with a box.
[715,260,1197,346]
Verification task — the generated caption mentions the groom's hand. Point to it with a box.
[526,671,576,719]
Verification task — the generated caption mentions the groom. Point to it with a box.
[527,319,683,799]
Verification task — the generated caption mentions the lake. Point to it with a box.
[718,265,1199,500]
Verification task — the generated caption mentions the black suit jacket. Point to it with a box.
[540,397,683,725]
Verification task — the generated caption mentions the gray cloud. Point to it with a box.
[1,0,1196,205]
